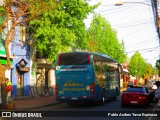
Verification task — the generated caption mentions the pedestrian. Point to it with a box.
[6,78,12,103]
[154,81,160,102]
[153,81,160,112]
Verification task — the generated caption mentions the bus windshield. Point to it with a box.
[58,53,90,65]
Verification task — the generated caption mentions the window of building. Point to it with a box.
[19,25,26,42]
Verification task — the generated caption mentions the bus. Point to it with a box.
[55,52,122,105]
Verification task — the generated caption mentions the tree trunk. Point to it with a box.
[0,22,14,110]
[1,78,6,109]
[0,65,8,109]
[0,16,16,110]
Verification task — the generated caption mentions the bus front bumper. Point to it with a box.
[56,96,94,102]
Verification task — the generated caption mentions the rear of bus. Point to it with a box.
[55,52,95,102]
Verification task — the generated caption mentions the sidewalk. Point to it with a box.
[1,95,61,111]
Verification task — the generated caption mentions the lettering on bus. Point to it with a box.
[62,88,85,91]
[64,82,84,87]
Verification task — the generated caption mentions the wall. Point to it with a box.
[11,26,30,98]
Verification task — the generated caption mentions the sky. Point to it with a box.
[84,0,160,66]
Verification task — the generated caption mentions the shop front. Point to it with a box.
[35,59,55,96]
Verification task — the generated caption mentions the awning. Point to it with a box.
[0,50,6,55]
[18,67,30,72]
[0,44,15,65]
[16,64,30,72]
[36,64,53,69]
[0,57,12,65]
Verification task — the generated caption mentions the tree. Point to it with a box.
[152,67,158,77]
[128,51,147,84]
[143,63,153,84]
[29,0,98,63]
[0,0,56,109]
[86,14,126,63]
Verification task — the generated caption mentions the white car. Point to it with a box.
[152,82,157,90]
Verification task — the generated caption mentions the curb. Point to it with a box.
[0,101,63,111]
[16,102,63,111]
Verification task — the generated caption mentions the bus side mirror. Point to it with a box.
[118,64,123,74]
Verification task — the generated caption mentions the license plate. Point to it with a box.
[71,97,78,100]
[131,101,137,104]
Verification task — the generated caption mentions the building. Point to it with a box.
[0,0,55,100]
[30,52,55,96]
[121,61,130,89]
[11,25,31,98]
[0,0,31,98]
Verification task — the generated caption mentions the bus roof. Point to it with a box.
[58,51,118,63]
[94,52,118,63]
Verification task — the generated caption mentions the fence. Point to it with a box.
[30,86,55,97]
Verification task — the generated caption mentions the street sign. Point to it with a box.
[18,58,28,68]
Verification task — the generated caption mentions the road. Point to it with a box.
[29,95,153,111]
[1,89,159,120]
[10,95,156,120]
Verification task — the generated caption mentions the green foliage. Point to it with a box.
[143,63,153,80]
[86,14,126,63]
[152,67,158,75]
[30,0,98,63]
[0,16,3,25]
[0,7,4,14]
[128,51,147,77]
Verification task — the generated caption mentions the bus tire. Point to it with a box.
[67,101,76,106]
[112,96,117,101]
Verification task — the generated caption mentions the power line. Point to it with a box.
[117,25,149,39]
[112,19,153,26]
[97,4,137,13]
[112,21,153,29]
[86,1,159,56]
[101,4,143,16]
[87,3,145,19]
[87,1,154,30]
[116,8,151,26]
[126,46,159,53]
[125,36,157,48]
[100,4,141,15]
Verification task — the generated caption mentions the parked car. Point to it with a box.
[121,86,149,107]
[151,82,157,90]
[127,81,133,87]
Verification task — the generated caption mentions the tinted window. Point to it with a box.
[58,53,90,65]
[126,88,145,93]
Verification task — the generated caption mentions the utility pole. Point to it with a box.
[155,0,160,80]
[152,1,160,81]
[151,0,160,42]
[155,0,160,41]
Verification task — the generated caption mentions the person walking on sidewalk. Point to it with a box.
[6,78,12,103]
[154,81,160,119]
[153,81,160,116]
[154,81,160,101]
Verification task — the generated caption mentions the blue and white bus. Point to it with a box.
[55,52,122,105]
